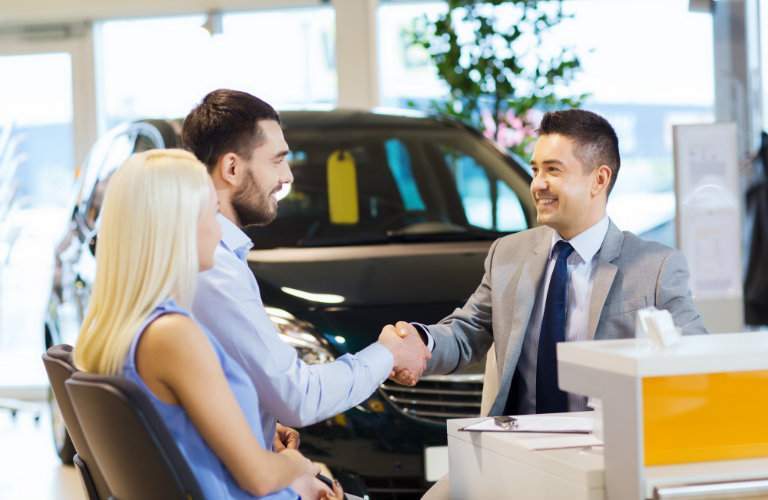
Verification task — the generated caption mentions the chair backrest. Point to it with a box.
[42,344,110,500]
[73,453,100,500]
[66,371,205,500]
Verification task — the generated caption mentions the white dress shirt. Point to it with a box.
[514,216,610,412]
[192,214,394,445]
[422,216,610,413]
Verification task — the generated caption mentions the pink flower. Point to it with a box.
[481,108,542,150]
[481,109,497,140]
[525,108,544,129]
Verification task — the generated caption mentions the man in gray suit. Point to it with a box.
[389,109,707,418]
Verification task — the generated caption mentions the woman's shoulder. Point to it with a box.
[148,312,198,333]
[140,313,212,363]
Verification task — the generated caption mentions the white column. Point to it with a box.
[332,0,379,109]
[70,22,99,166]
[713,0,763,162]
[709,0,762,330]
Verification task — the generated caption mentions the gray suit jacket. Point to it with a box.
[424,221,708,416]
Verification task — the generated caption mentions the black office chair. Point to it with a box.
[42,344,109,500]
[65,371,205,500]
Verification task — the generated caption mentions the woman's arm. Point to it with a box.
[136,313,315,496]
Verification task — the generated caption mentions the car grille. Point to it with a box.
[379,374,483,424]
[361,475,429,500]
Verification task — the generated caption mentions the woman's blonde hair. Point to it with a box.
[74,149,211,375]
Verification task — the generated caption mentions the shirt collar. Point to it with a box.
[217,213,253,261]
[550,215,610,264]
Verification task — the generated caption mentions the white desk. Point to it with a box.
[447,415,604,500]
[558,334,768,499]
[446,415,768,499]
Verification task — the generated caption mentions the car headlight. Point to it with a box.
[266,307,336,365]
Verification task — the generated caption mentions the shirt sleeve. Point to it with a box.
[192,251,394,428]
[412,323,435,352]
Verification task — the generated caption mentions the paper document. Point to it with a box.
[460,415,594,434]
[519,434,603,451]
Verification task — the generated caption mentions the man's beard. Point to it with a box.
[231,169,277,227]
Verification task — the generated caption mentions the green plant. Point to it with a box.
[409,0,588,158]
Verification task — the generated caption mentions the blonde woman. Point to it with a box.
[74,149,343,499]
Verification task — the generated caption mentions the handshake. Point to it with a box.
[378,321,431,386]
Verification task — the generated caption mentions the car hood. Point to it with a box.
[247,241,492,307]
[247,241,493,354]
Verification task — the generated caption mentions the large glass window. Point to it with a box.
[98,7,336,128]
[555,1,714,246]
[378,1,446,107]
[0,53,75,209]
[378,0,715,246]
[0,51,76,389]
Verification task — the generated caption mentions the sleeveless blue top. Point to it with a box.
[123,298,299,500]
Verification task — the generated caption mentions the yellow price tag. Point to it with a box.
[326,150,359,224]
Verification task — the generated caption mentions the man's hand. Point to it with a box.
[393,321,420,341]
[378,321,431,386]
[273,423,300,452]
[390,321,430,386]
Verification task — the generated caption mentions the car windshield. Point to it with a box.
[247,126,532,249]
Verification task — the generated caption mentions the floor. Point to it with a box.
[0,207,83,500]
[0,406,84,500]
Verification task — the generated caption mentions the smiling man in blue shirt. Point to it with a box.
[181,90,429,467]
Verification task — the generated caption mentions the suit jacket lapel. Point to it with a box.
[493,229,551,413]
[587,221,624,340]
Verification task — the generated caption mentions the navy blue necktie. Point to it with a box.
[536,240,574,414]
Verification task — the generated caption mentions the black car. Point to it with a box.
[45,110,534,499]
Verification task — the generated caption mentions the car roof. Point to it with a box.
[137,109,473,135]
[280,109,466,130]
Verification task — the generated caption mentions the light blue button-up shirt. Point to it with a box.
[192,214,394,445]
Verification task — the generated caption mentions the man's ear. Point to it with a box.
[592,164,613,198]
[215,152,240,188]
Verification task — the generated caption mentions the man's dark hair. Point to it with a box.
[538,109,621,194]
[182,89,280,172]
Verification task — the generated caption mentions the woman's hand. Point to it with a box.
[280,449,318,477]
[321,479,345,500]
[290,473,333,500]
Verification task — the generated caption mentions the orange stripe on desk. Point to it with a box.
[643,370,768,465]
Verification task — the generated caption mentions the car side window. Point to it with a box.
[384,139,426,212]
[440,146,527,232]
[494,179,528,232]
